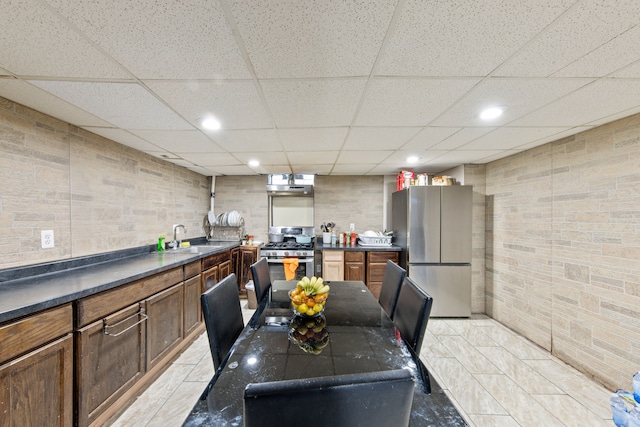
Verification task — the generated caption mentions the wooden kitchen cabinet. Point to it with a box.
[344,251,366,282]
[233,245,258,296]
[322,250,344,281]
[0,304,73,427]
[366,252,399,299]
[145,283,184,370]
[74,266,188,426]
[202,250,232,291]
[76,303,146,427]
[184,275,202,335]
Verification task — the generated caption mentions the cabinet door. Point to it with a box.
[239,246,257,293]
[76,303,146,427]
[184,275,202,336]
[344,251,365,282]
[202,266,219,291]
[146,283,184,370]
[0,334,73,427]
[219,260,232,282]
[366,252,399,299]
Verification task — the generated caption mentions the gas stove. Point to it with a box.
[260,241,314,258]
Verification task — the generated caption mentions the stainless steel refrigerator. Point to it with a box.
[392,185,472,317]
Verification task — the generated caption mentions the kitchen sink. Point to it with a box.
[177,245,225,254]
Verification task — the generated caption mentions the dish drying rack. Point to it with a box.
[203,213,245,241]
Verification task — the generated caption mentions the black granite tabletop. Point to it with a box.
[183,280,468,427]
[0,241,239,324]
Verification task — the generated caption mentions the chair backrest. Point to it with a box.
[201,273,244,370]
[249,257,271,303]
[244,369,414,427]
[378,260,407,319]
[392,277,433,354]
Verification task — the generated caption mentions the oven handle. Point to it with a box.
[266,258,313,264]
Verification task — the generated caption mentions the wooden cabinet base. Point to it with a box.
[89,324,205,427]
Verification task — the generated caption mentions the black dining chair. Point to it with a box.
[243,369,415,427]
[249,257,272,303]
[201,273,244,370]
[378,260,407,319]
[392,277,433,354]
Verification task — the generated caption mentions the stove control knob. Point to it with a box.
[284,251,289,256]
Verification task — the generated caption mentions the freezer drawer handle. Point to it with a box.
[103,307,147,337]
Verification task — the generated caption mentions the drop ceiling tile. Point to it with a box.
[431,150,504,164]
[146,80,272,130]
[278,128,348,151]
[253,165,292,175]
[29,81,192,129]
[291,164,333,175]
[177,152,240,166]
[337,151,393,164]
[185,165,216,176]
[496,0,640,77]
[377,0,574,76]
[228,0,396,78]
[0,0,130,78]
[45,0,250,79]
[432,78,592,126]
[552,25,640,77]
[510,79,640,127]
[380,150,443,165]
[431,128,496,150]
[233,152,288,165]
[344,127,421,150]
[460,127,572,150]
[261,79,367,127]
[610,60,640,78]
[204,165,259,175]
[0,79,112,127]
[401,127,460,150]
[286,151,338,164]
[82,127,162,152]
[129,130,224,153]
[515,126,592,150]
[331,164,377,175]
[356,78,480,126]
[210,129,282,152]
[474,150,523,164]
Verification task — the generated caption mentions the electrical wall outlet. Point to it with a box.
[41,230,54,248]
[349,223,355,232]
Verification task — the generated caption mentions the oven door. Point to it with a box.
[267,257,313,281]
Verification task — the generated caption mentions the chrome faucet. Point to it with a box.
[170,224,187,249]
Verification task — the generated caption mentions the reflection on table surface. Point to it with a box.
[183,280,468,427]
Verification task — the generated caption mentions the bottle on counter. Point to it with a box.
[331,231,336,245]
[157,234,166,252]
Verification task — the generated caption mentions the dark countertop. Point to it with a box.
[0,241,240,325]
[315,241,401,251]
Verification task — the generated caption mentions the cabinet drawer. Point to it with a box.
[184,261,200,280]
[367,252,398,263]
[323,250,344,261]
[344,251,365,262]
[0,304,72,365]
[202,251,230,271]
[76,267,182,327]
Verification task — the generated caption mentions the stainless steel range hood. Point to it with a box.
[266,174,314,196]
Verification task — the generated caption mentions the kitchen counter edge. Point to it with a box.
[0,241,241,325]
[315,241,401,251]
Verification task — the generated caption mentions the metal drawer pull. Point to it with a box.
[103,308,148,337]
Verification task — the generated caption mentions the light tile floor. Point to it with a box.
[110,311,615,427]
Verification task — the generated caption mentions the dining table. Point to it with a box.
[182,280,468,426]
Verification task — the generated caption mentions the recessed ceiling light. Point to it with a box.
[248,160,260,167]
[407,155,419,164]
[480,107,503,121]
[199,115,221,130]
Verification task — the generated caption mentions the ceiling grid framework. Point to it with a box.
[1,0,640,176]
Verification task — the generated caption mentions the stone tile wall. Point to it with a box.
[485,113,640,391]
[0,97,210,269]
